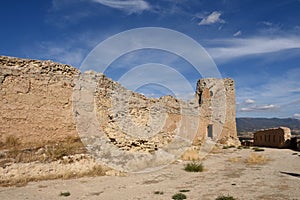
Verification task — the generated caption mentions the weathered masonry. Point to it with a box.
[253,127,291,148]
[0,56,240,153]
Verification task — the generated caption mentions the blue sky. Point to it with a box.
[1,0,300,118]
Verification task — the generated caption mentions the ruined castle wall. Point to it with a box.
[0,56,239,151]
[195,78,238,145]
[0,56,79,147]
[87,73,200,153]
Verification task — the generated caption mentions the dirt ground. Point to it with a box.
[0,147,299,200]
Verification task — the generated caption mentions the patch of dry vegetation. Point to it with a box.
[227,153,269,165]
[3,135,20,148]
[245,153,268,165]
[0,163,106,187]
[44,136,86,161]
[1,136,86,165]
[0,135,105,187]
[181,148,200,161]
[227,156,242,163]
[211,145,223,154]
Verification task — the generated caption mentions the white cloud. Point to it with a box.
[260,21,273,26]
[38,44,86,67]
[198,11,225,25]
[91,0,151,14]
[51,0,72,10]
[240,104,279,112]
[233,30,242,37]
[294,113,300,118]
[244,99,255,104]
[207,36,300,62]
[236,68,300,118]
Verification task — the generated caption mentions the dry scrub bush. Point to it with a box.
[45,136,86,161]
[184,162,204,172]
[215,195,236,200]
[245,153,268,165]
[172,193,187,200]
[181,148,199,161]
[227,157,242,163]
[4,135,19,148]
[1,135,86,166]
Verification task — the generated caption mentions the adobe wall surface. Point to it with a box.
[253,127,291,148]
[0,56,239,153]
[0,56,79,148]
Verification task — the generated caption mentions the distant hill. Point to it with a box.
[236,118,300,134]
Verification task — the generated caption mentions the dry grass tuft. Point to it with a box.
[1,135,86,165]
[245,153,268,165]
[211,145,223,154]
[228,157,242,163]
[4,135,19,148]
[181,149,199,161]
[45,136,86,161]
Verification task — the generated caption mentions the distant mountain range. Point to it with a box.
[236,118,300,134]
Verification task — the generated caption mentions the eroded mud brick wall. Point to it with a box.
[0,56,239,150]
[0,56,79,147]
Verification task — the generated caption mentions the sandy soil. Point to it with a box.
[0,148,299,200]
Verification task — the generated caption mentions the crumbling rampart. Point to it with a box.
[0,56,239,153]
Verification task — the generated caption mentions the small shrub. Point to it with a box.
[60,191,71,197]
[179,189,190,193]
[172,193,187,200]
[154,191,164,195]
[223,145,235,149]
[215,195,236,200]
[184,162,203,172]
[252,147,264,152]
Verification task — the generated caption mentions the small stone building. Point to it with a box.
[253,127,291,148]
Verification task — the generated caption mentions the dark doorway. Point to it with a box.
[207,124,213,139]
